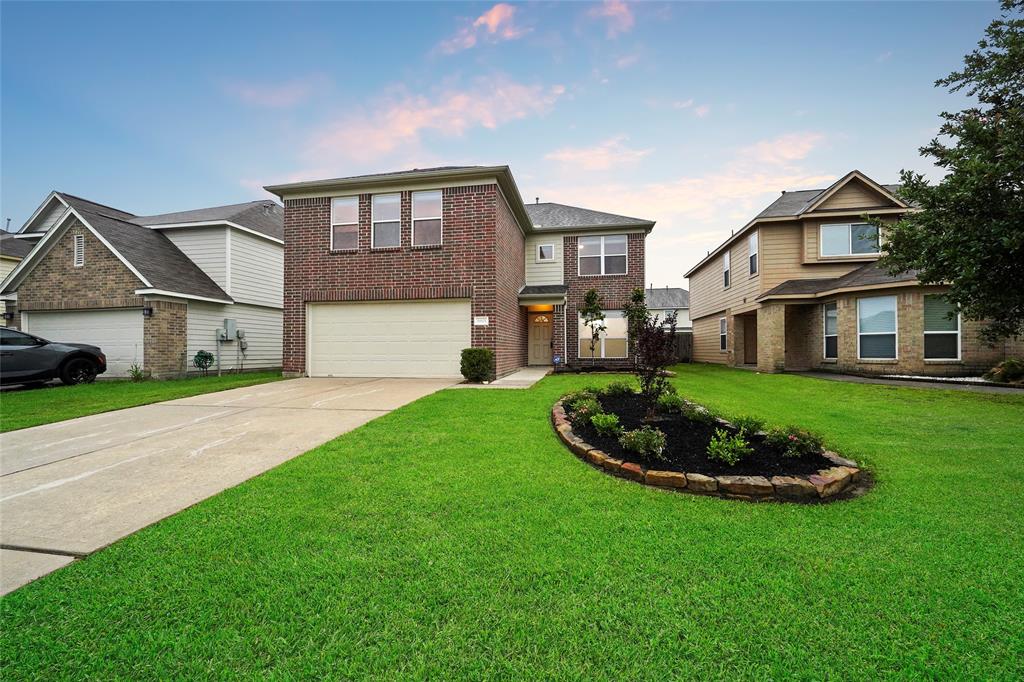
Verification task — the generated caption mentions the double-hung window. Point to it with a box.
[923,295,960,360]
[372,194,401,248]
[723,250,731,288]
[578,235,627,275]
[748,232,758,275]
[823,302,838,359]
[578,311,627,358]
[412,190,442,247]
[719,317,727,351]
[330,197,359,251]
[820,223,880,257]
[73,234,85,267]
[857,295,897,360]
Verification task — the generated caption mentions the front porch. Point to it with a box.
[728,303,821,373]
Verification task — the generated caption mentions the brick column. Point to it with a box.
[756,303,786,372]
[143,300,188,378]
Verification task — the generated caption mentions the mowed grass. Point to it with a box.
[0,372,282,432]
[2,364,1023,679]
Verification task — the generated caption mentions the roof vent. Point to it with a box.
[535,197,539,204]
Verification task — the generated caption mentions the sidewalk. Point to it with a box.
[451,366,550,390]
[796,371,1023,395]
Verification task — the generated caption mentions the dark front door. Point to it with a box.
[743,316,757,364]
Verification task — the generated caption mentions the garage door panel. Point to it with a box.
[308,301,471,378]
[24,309,143,378]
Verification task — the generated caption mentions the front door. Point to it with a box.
[528,313,553,365]
[743,316,758,364]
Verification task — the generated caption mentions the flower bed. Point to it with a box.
[553,387,868,502]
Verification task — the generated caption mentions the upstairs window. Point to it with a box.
[723,250,731,288]
[924,295,960,360]
[821,223,880,257]
[412,190,442,247]
[823,302,838,359]
[578,235,627,275]
[372,194,401,248]
[748,232,758,275]
[73,234,85,267]
[330,197,359,251]
[857,295,897,360]
[536,243,555,262]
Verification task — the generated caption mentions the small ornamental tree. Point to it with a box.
[579,288,606,367]
[193,350,215,377]
[622,287,649,359]
[633,310,678,417]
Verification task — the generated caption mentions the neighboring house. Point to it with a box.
[0,231,33,325]
[0,192,284,377]
[684,170,1022,376]
[265,165,652,379]
[645,286,691,329]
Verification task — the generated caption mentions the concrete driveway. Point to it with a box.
[0,377,454,594]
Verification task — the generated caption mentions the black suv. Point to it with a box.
[0,327,107,386]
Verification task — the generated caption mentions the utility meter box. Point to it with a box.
[222,318,237,340]
[236,328,246,339]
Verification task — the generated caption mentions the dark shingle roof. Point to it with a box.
[755,181,911,219]
[645,287,689,309]
[0,231,34,259]
[131,200,284,240]
[758,262,918,299]
[519,285,567,296]
[58,194,231,301]
[525,202,653,230]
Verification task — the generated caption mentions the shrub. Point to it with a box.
[765,426,824,459]
[590,413,622,437]
[568,397,602,428]
[561,389,598,411]
[128,364,147,383]
[193,350,215,376]
[600,380,636,398]
[731,416,765,435]
[618,426,667,459]
[984,358,1024,383]
[706,428,753,466]
[632,310,679,415]
[656,392,686,414]
[460,348,494,383]
[681,403,718,425]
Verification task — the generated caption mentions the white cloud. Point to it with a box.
[438,3,530,54]
[545,135,652,171]
[615,53,640,69]
[588,0,635,38]
[694,104,711,118]
[876,50,893,63]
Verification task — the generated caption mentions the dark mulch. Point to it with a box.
[570,393,834,477]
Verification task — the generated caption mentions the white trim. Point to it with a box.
[723,249,731,288]
[748,231,758,276]
[371,193,401,249]
[535,243,555,263]
[17,191,68,233]
[803,170,909,214]
[577,234,628,277]
[73,234,85,267]
[148,221,284,245]
[412,189,443,247]
[11,232,48,239]
[224,228,232,295]
[134,288,233,304]
[923,294,961,361]
[819,222,880,258]
[719,316,728,351]
[329,196,359,252]
[856,295,898,361]
[823,301,838,360]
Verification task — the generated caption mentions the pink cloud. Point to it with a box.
[305,77,566,163]
[545,135,652,171]
[742,132,825,165]
[438,3,530,54]
[615,53,640,69]
[223,75,326,108]
[588,0,635,38]
[694,104,711,118]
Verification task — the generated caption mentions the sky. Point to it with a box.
[0,1,999,288]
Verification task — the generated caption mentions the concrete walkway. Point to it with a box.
[796,371,1023,395]
[452,366,550,389]
[0,377,454,594]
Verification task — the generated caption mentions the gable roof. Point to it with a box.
[525,202,654,231]
[757,261,918,300]
[0,230,34,259]
[131,200,283,240]
[645,287,689,309]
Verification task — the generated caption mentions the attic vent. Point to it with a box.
[73,234,85,267]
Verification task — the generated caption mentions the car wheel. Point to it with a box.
[60,357,99,385]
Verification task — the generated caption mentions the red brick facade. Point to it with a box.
[282,183,525,378]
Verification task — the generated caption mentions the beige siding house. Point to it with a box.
[685,170,1022,376]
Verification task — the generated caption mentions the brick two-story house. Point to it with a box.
[265,166,653,379]
[685,170,1022,376]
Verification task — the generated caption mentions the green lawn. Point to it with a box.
[2,365,1023,679]
[0,372,282,432]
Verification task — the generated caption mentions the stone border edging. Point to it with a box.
[551,400,867,502]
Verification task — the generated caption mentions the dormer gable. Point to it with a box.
[803,171,906,215]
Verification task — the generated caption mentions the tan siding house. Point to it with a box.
[685,170,1020,377]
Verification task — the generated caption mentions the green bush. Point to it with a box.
[590,413,622,437]
[562,389,599,411]
[731,416,765,435]
[681,403,718,425]
[706,428,753,466]
[764,426,824,459]
[984,358,1024,383]
[127,364,147,383]
[460,348,494,383]
[656,392,686,414]
[600,380,637,398]
[618,426,667,459]
[568,398,602,428]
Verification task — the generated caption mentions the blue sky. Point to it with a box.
[0,1,997,286]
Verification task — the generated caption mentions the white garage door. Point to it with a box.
[24,309,143,377]
[308,300,471,378]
